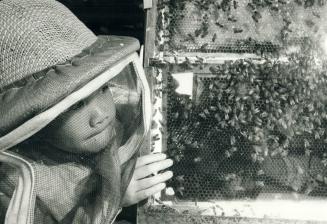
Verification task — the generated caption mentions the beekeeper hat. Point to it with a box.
[0,0,151,152]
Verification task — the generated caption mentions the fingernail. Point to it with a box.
[161,183,166,189]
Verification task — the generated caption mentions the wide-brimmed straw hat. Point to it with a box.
[0,0,151,151]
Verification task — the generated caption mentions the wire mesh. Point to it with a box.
[163,57,327,201]
[157,0,327,54]
[150,1,327,223]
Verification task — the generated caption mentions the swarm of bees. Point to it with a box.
[156,39,327,199]
[154,0,327,200]
[157,0,324,53]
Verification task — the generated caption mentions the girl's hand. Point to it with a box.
[122,153,173,207]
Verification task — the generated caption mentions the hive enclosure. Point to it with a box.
[141,0,327,223]
[158,0,327,53]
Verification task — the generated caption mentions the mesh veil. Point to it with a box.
[0,63,144,224]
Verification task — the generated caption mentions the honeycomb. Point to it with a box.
[164,57,327,200]
[153,0,327,203]
[158,0,327,53]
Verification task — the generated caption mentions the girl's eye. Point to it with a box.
[101,84,109,93]
[71,100,85,110]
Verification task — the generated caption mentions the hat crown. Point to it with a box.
[0,0,97,89]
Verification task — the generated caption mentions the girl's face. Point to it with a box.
[45,84,116,154]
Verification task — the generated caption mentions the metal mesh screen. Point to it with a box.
[164,62,327,200]
[158,0,327,53]
[147,0,327,222]
[150,0,327,204]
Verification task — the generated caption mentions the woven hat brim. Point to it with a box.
[0,35,140,138]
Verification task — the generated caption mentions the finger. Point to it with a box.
[134,159,173,179]
[137,171,173,191]
[135,183,166,202]
[136,153,167,168]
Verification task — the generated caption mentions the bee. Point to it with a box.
[231,135,236,145]
[175,175,185,182]
[257,170,265,175]
[233,0,238,9]
[200,43,209,51]
[212,33,217,42]
[215,21,225,28]
[201,30,209,38]
[199,112,207,119]
[225,151,232,158]
[233,27,243,33]
[228,15,237,22]
[271,2,280,11]
[215,113,221,121]
[151,120,158,129]
[174,154,183,163]
[176,186,185,196]
[173,112,179,119]
[312,11,320,18]
[152,134,160,141]
[186,33,196,42]
[255,181,265,187]
[247,2,256,10]
[194,28,202,37]
[210,106,217,111]
[304,0,315,7]
[193,157,202,163]
[252,11,262,23]
[304,139,310,148]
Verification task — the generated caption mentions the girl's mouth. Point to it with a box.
[87,120,114,140]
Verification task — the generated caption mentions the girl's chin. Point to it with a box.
[82,127,114,153]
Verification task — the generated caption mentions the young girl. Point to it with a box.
[0,0,172,223]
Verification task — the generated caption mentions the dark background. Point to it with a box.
[58,0,145,44]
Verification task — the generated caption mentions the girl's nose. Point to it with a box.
[89,106,108,128]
